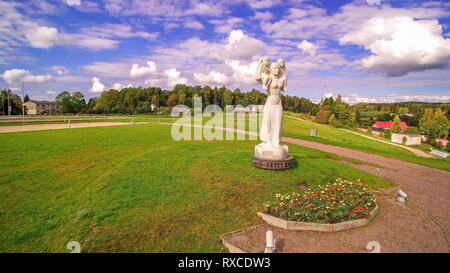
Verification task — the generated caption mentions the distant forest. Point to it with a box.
[1,85,449,129]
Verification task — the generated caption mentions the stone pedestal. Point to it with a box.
[252,144,293,170]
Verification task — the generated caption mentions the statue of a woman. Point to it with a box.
[254,57,290,160]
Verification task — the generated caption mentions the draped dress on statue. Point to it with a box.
[259,101,283,147]
[259,74,285,148]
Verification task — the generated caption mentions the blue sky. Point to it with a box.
[1,0,450,103]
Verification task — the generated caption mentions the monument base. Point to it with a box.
[252,144,293,170]
[252,155,293,170]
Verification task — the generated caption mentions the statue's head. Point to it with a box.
[262,56,270,65]
[277,59,285,68]
[270,63,280,76]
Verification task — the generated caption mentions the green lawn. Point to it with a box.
[281,116,450,171]
[145,113,450,171]
[0,123,392,252]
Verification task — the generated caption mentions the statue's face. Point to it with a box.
[262,57,269,65]
[277,59,285,68]
[272,65,279,76]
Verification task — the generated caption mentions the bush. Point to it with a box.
[402,136,407,145]
[384,129,392,139]
[315,110,331,124]
[406,127,419,134]
[263,179,376,224]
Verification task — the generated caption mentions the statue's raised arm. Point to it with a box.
[277,59,287,92]
[255,56,270,85]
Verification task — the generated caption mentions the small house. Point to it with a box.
[373,121,408,132]
[391,133,422,146]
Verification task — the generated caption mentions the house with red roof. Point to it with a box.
[373,121,408,132]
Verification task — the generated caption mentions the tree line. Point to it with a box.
[8,84,316,116]
[1,86,448,140]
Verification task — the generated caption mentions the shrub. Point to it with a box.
[263,179,376,224]
[384,129,392,139]
[402,136,408,145]
[315,110,331,124]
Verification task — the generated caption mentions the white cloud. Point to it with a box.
[225,60,259,85]
[104,0,227,17]
[252,11,273,21]
[90,76,105,93]
[340,17,450,76]
[129,61,158,78]
[83,61,131,77]
[1,69,29,85]
[245,0,282,9]
[1,69,53,85]
[164,68,188,88]
[185,1,224,16]
[261,2,450,40]
[183,20,204,30]
[49,65,69,75]
[225,30,265,60]
[79,23,159,40]
[344,92,450,104]
[61,33,120,50]
[25,26,59,48]
[193,71,229,86]
[297,40,318,56]
[209,17,244,34]
[111,83,132,90]
[111,83,123,90]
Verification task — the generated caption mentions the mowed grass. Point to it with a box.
[0,123,393,253]
[147,113,450,171]
[281,117,450,171]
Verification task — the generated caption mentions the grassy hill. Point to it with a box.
[281,116,450,171]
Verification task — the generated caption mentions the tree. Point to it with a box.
[398,107,409,115]
[55,91,86,114]
[166,94,178,107]
[377,113,392,121]
[94,89,121,113]
[0,89,22,115]
[328,114,337,127]
[392,115,402,133]
[420,108,449,140]
[56,91,73,113]
[315,110,331,124]
[24,94,30,102]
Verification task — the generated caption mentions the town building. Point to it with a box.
[23,101,60,115]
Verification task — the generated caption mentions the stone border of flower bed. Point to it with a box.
[257,204,379,232]
[219,225,265,253]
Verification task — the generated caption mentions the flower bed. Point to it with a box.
[262,179,377,225]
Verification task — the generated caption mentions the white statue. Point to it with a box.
[254,57,290,161]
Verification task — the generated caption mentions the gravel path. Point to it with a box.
[0,122,142,133]
[283,136,450,246]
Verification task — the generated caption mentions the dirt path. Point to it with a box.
[0,122,144,133]
[283,137,450,245]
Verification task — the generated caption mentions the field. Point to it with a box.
[0,123,392,252]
